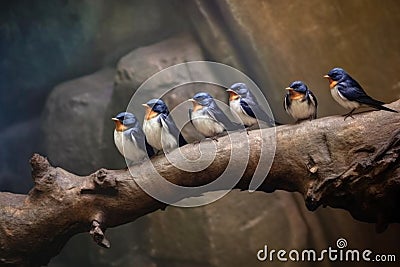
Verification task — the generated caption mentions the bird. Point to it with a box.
[142,98,187,153]
[189,92,241,138]
[112,112,154,165]
[226,82,276,127]
[284,81,318,122]
[324,67,398,119]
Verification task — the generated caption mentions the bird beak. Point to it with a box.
[285,87,293,91]
[323,75,337,88]
[188,98,202,111]
[112,117,125,131]
[143,104,158,120]
[226,88,239,101]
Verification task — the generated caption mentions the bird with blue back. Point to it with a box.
[324,67,398,120]
[189,92,241,138]
[112,112,154,165]
[284,81,318,122]
[142,98,187,153]
[226,82,277,127]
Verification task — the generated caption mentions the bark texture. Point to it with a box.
[1,100,399,267]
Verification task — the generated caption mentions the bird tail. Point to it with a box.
[272,119,283,126]
[226,121,243,131]
[375,105,398,113]
[359,97,398,113]
[178,134,187,147]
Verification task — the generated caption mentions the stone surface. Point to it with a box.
[0,0,189,194]
[145,191,400,267]
[146,191,313,267]
[42,68,114,175]
[183,0,243,69]
[0,118,43,193]
[110,33,206,116]
[50,218,154,267]
[0,0,187,130]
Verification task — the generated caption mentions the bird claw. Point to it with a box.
[238,127,249,135]
[192,139,202,145]
[343,109,356,120]
[343,114,354,121]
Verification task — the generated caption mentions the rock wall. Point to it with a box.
[42,68,115,175]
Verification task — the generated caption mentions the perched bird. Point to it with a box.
[142,98,187,153]
[324,67,398,119]
[226,83,276,127]
[112,112,154,164]
[189,92,240,138]
[284,81,318,122]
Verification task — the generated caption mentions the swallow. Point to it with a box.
[324,67,398,119]
[112,112,154,164]
[189,92,241,138]
[142,99,187,153]
[226,82,276,127]
[284,81,317,122]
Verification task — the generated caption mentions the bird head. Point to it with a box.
[324,67,347,89]
[226,82,249,101]
[112,112,138,132]
[189,92,214,111]
[286,81,308,100]
[142,98,168,120]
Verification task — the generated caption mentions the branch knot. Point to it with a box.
[30,154,51,180]
[93,169,117,189]
[90,220,110,248]
[30,154,56,192]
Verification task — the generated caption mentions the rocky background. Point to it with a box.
[1,0,400,266]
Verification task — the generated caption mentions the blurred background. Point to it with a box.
[1,0,400,266]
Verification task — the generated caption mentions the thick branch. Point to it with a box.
[1,100,399,266]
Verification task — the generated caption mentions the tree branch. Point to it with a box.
[1,100,399,266]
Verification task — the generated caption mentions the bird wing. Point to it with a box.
[306,90,318,119]
[338,81,397,112]
[337,79,384,106]
[188,108,194,126]
[160,113,187,147]
[129,127,154,158]
[283,94,291,113]
[207,104,241,131]
[240,98,275,126]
